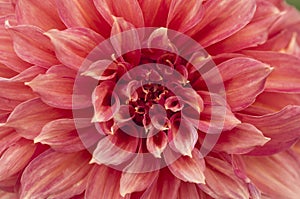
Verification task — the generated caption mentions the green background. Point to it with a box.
[287,0,300,9]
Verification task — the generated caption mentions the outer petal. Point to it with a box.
[0,190,17,199]
[200,157,249,199]
[15,0,65,30]
[167,0,203,33]
[0,63,17,78]
[205,58,272,111]
[0,127,21,155]
[141,168,181,199]
[20,150,91,199]
[0,138,35,181]
[34,118,88,153]
[190,0,256,47]
[238,106,300,155]
[178,182,200,199]
[85,165,129,199]
[213,123,270,154]
[94,0,144,27]
[164,148,205,184]
[242,150,300,199]
[55,0,111,37]
[243,51,300,92]
[4,98,70,139]
[45,27,104,70]
[6,24,59,67]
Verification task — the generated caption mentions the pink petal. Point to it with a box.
[5,98,71,139]
[20,150,91,199]
[6,24,59,67]
[110,17,141,66]
[45,27,104,70]
[243,92,300,115]
[55,0,111,37]
[164,148,205,184]
[34,118,88,153]
[15,0,65,30]
[168,114,198,157]
[242,150,300,198]
[167,0,203,33]
[92,81,120,122]
[141,168,181,199]
[190,0,256,47]
[146,130,168,158]
[0,63,17,78]
[10,65,47,82]
[94,0,144,27]
[91,125,138,165]
[238,106,300,155]
[120,154,160,197]
[85,165,129,199]
[200,157,249,199]
[207,57,272,111]
[25,66,88,109]
[0,190,18,199]
[0,1,14,17]
[213,123,270,154]
[138,0,169,27]
[243,51,300,92]
[207,2,280,54]
[178,182,202,199]
[0,127,21,155]
[0,17,31,72]
[0,138,35,181]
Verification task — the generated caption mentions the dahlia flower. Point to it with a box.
[1,0,300,198]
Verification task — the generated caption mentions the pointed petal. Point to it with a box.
[242,150,300,198]
[164,148,205,184]
[5,98,70,139]
[200,157,249,199]
[45,27,104,70]
[25,66,88,109]
[0,138,35,181]
[243,51,300,92]
[6,24,59,67]
[244,92,300,115]
[94,0,144,27]
[92,125,138,165]
[55,0,110,37]
[10,65,47,82]
[120,154,160,197]
[167,0,203,33]
[191,0,256,47]
[214,123,270,154]
[20,150,91,199]
[207,58,272,111]
[34,118,87,153]
[15,0,65,30]
[168,114,198,157]
[0,63,17,78]
[141,168,181,199]
[85,165,128,199]
[146,130,168,158]
[238,106,300,155]
[0,127,21,155]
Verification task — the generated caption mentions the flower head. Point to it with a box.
[1,0,300,198]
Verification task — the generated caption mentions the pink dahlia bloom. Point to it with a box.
[0,0,300,198]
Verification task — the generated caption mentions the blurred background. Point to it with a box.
[287,0,300,9]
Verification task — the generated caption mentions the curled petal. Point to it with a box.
[243,51,300,93]
[168,114,198,157]
[92,81,120,122]
[164,148,205,184]
[5,98,70,139]
[146,130,168,158]
[15,0,65,30]
[45,27,104,70]
[238,106,300,155]
[214,123,270,154]
[20,150,91,199]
